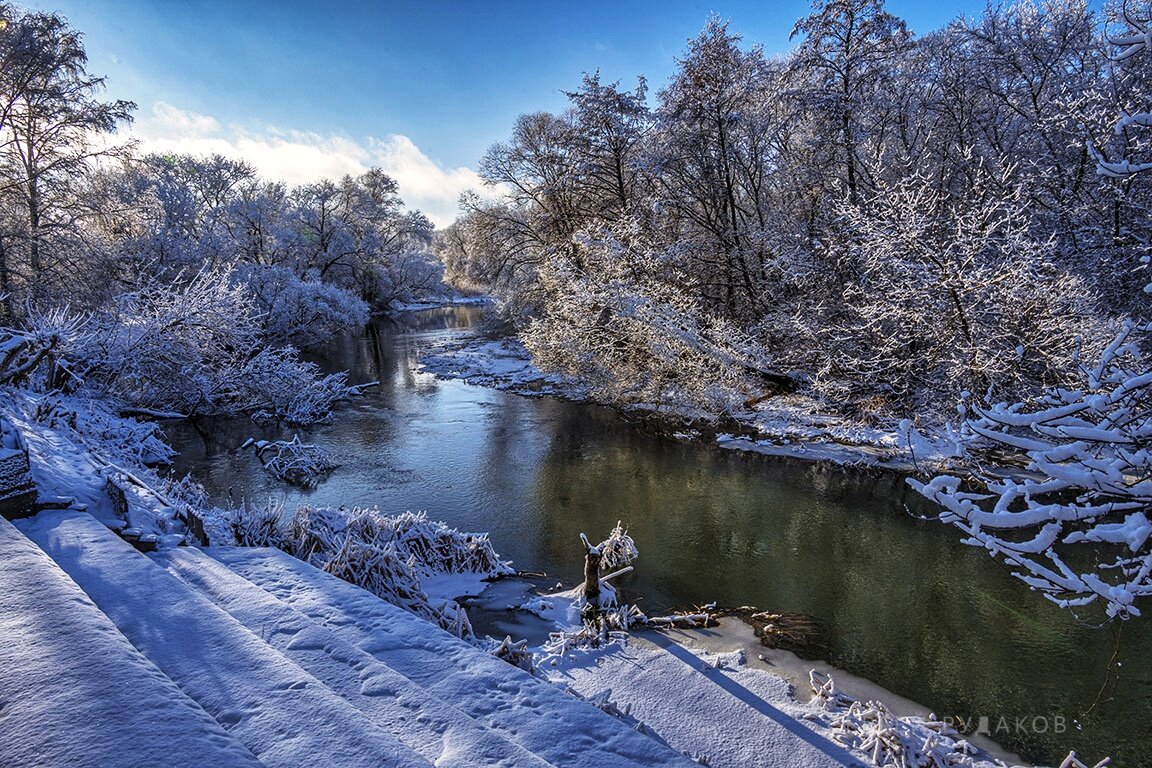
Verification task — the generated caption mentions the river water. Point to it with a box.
[166,307,1150,766]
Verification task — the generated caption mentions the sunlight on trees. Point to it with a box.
[439,0,1152,621]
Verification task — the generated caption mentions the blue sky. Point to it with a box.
[34,0,994,225]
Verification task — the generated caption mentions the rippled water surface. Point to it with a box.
[166,308,1151,766]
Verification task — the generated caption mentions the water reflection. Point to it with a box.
[166,309,1150,766]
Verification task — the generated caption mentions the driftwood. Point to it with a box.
[644,603,720,629]
[242,435,337,489]
[727,607,822,652]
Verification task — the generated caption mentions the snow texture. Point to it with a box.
[208,545,699,768]
[15,510,434,768]
[543,631,862,768]
[419,337,589,399]
[0,516,264,768]
[153,546,554,768]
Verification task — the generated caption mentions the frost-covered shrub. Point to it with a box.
[31,392,174,466]
[809,671,1110,768]
[242,264,369,346]
[524,222,784,416]
[225,504,513,640]
[245,435,337,489]
[239,346,356,425]
[809,670,986,767]
[597,521,639,571]
[39,266,359,424]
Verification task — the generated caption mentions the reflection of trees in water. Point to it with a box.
[528,430,1150,764]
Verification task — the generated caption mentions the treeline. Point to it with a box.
[441,0,1152,422]
[0,4,442,421]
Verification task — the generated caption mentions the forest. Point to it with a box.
[439,0,1152,619]
[0,2,448,423]
[443,0,1149,423]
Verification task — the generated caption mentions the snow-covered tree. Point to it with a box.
[0,6,134,317]
[912,321,1152,618]
[913,7,1152,619]
[523,219,787,414]
[812,169,1105,417]
[649,18,778,319]
[45,265,357,423]
[789,0,911,206]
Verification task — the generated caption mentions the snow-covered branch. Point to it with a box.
[242,435,337,489]
[912,321,1152,618]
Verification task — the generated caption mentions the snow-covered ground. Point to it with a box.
[418,333,964,472]
[469,580,1027,768]
[0,386,1102,768]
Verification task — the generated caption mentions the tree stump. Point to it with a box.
[579,532,601,623]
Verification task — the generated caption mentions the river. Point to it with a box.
[165,307,1150,766]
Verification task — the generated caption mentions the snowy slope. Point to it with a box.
[209,546,699,768]
[0,516,263,768]
[15,510,433,768]
[544,632,861,768]
[153,546,555,768]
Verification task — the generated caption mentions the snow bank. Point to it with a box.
[211,545,700,768]
[17,510,433,768]
[420,336,589,399]
[154,546,554,768]
[392,295,491,312]
[216,503,514,639]
[418,335,964,471]
[0,516,264,768]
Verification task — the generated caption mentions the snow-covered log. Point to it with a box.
[242,435,337,489]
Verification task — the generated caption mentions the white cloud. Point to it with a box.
[129,101,482,228]
[368,134,485,227]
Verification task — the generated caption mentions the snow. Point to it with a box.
[208,545,699,768]
[418,335,964,471]
[0,516,264,768]
[420,337,589,399]
[153,546,553,768]
[543,630,861,768]
[392,295,492,312]
[15,510,433,768]
[6,405,114,522]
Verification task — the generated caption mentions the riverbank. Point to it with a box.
[407,314,1124,767]
[0,395,1011,768]
[163,309,1135,766]
[417,332,965,474]
[464,577,1029,767]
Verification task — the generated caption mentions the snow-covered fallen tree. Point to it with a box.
[242,435,337,489]
[535,522,723,657]
[219,504,514,640]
